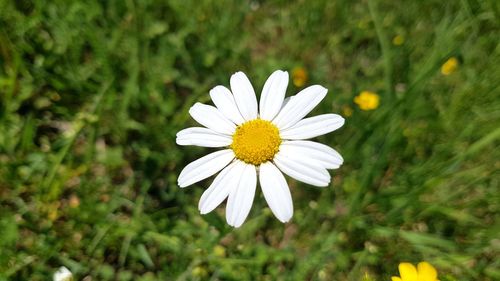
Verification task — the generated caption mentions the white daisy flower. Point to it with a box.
[177,70,344,227]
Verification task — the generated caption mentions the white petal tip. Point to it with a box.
[209,86,227,99]
[227,216,245,228]
[175,137,186,146]
[189,102,201,109]
[198,202,218,215]
[209,85,225,93]
[278,216,292,223]
[229,222,243,228]
[339,117,346,127]
[231,71,251,83]
[316,87,328,98]
[178,181,189,188]
[187,103,205,115]
[317,85,328,92]
[305,84,328,94]
[230,72,245,81]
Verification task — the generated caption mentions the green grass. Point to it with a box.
[1,0,499,280]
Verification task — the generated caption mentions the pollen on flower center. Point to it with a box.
[231,119,281,165]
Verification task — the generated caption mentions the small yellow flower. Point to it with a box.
[441,57,459,75]
[47,202,61,221]
[392,262,439,281]
[354,91,380,111]
[342,105,353,117]
[213,245,226,257]
[192,266,208,278]
[392,35,405,46]
[292,66,308,87]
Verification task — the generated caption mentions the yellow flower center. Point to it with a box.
[231,119,281,165]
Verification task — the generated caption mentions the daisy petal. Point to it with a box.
[259,70,289,121]
[272,85,328,130]
[280,141,343,169]
[176,127,232,147]
[209,85,245,125]
[399,263,418,281]
[226,162,257,227]
[189,103,236,135]
[230,71,258,120]
[280,96,291,109]
[273,151,331,187]
[391,277,402,281]
[259,162,293,223]
[417,262,438,281]
[178,149,234,188]
[199,161,243,214]
[280,114,345,139]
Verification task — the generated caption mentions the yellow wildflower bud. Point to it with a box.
[192,266,208,278]
[292,66,308,88]
[354,91,380,111]
[441,57,459,75]
[48,202,61,221]
[213,245,226,257]
[342,105,353,117]
[392,35,405,46]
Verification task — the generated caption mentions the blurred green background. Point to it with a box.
[1,0,499,280]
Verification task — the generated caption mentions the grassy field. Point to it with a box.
[1,0,499,280]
